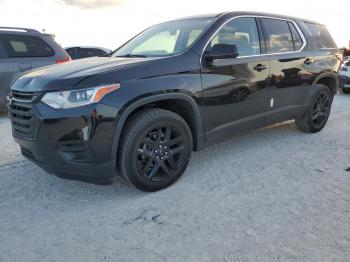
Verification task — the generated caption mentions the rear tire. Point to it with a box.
[119,108,193,192]
[295,84,332,133]
[343,88,350,94]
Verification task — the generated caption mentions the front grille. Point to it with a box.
[8,91,41,141]
[12,90,33,100]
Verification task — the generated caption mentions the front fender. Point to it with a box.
[109,92,204,163]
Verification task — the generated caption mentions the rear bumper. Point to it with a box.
[9,99,120,184]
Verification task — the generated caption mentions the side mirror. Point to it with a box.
[205,44,239,61]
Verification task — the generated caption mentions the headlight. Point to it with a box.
[41,83,120,109]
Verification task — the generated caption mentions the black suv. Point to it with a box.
[8,12,340,191]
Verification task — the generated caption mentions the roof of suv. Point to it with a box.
[177,11,322,26]
[0,27,40,33]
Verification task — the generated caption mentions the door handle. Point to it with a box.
[253,64,268,72]
[304,58,313,65]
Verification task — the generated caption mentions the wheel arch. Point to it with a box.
[111,93,204,163]
[313,72,339,96]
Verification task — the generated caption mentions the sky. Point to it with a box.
[0,0,349,50]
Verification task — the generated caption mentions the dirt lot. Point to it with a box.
[1,94,350,262]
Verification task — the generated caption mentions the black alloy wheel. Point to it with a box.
[119,108,192,192]
[136,124,186,182]
[311,92,331,129]
[295,84,332,133]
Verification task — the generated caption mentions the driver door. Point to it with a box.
[200,17,270,143]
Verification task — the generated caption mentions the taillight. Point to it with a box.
[56,57,72,64]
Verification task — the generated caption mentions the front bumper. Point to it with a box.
[8,93,120,184]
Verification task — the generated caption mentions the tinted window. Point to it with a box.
[207,17,261,57]
[66,47,78,59]
[304,23,337,49]
[0,34,54,58]
[79,48,106,59]
[288,22,303,50]
[262,19,294,53]
[91,49,107,56]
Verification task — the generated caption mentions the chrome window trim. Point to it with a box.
[200,15,307,64]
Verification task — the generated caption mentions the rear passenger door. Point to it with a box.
[260,18,314,125]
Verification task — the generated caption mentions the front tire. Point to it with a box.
[295,84,332,133]
[119,108,193,192]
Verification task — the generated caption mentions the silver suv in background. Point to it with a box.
[65,46,111,60]
[0,27,70,111]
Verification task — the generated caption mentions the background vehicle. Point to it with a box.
[8,12,340,191]
[0,27,70,111]
[65,46,111,60]
[339,59,350,93]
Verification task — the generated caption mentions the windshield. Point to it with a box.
[112,18,213,58]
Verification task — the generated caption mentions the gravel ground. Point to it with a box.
[1,93,350,262]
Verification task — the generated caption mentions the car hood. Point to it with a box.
[11,56,158,92]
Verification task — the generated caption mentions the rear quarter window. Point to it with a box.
[304,23,337,49]
[0,34,55,58]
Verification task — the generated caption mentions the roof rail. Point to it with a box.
[0,27,40,33]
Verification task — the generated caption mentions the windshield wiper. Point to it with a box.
[116,54,147,58]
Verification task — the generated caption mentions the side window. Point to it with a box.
[99,50,108,56]
[0,34,54,58]
[79,48,102,59]
[262,18,294,53]
[207,17,261,57]
[288,22,303,50]
[304,23,337,49]
[93,49,107,56]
